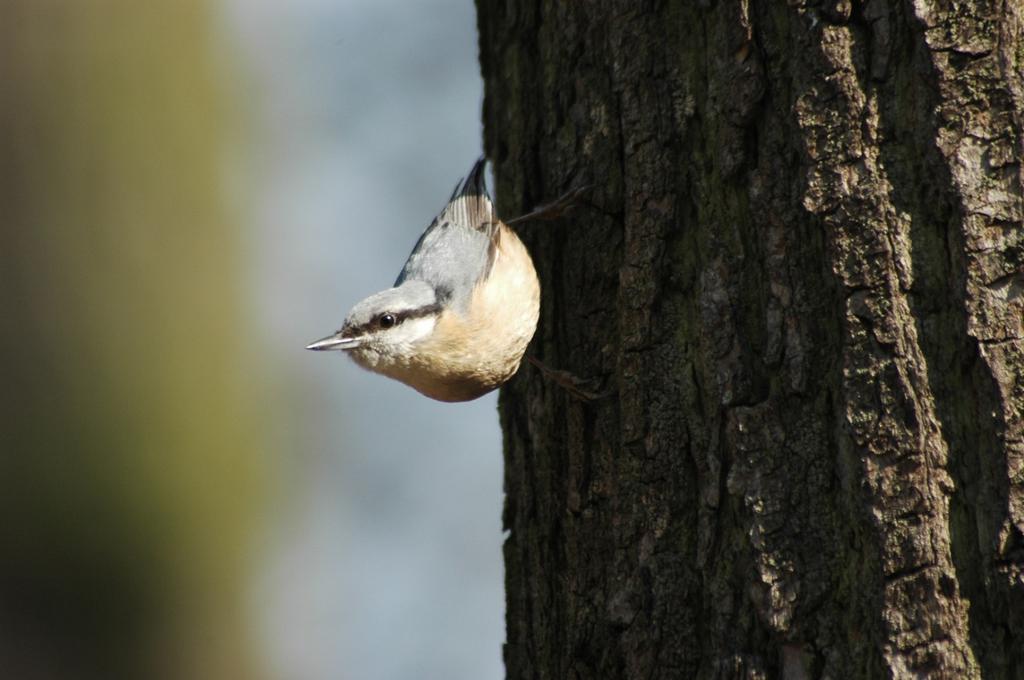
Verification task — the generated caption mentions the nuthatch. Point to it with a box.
[306,158,540,402]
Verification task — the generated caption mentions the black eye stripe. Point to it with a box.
[351,303,444,336]
[387,304,443,325]
[402,303,443,320]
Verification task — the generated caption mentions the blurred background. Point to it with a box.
[0,2,504,679]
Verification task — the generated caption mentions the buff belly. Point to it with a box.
[386,224,540,402]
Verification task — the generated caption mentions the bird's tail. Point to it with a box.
[442,156,496,235]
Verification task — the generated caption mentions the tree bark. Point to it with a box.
[475,1,1023,678]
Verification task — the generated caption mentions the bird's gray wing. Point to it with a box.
[394,157,499,312]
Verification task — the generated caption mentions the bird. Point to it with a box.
[306,158,540,402]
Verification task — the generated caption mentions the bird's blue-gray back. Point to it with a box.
[394,159,497,314]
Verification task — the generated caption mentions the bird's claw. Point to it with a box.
[506,184,594,226]
[527,355,609,402]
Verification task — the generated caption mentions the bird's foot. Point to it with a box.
[506,184,594,226]
[527,356,609,402]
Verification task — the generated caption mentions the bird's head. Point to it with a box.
[306,280,443,372]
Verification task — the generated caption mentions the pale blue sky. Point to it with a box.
[221,2,505,679]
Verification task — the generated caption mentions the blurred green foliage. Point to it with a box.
[0,3,266,678]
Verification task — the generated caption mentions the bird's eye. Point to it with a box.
[379,313,396,329]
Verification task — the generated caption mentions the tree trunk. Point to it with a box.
[475,1,1023,678]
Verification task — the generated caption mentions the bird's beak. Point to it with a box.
[305,333,361,351]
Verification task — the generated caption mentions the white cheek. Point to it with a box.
[350,316,436,371]
[349,346,380,369]
[395,316,437,347]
